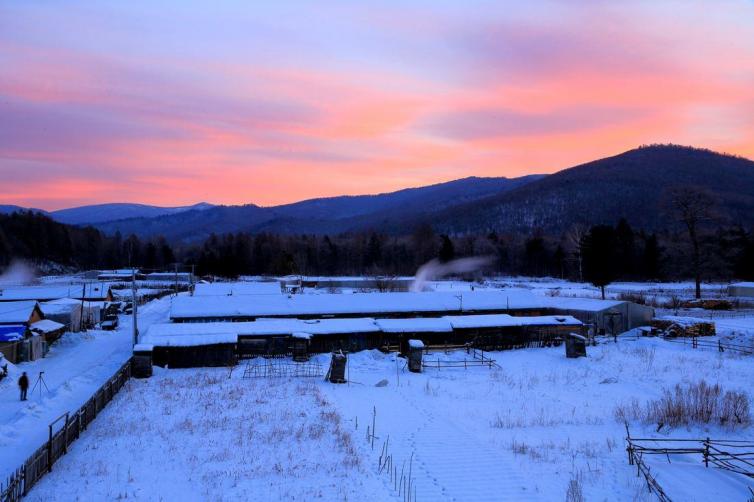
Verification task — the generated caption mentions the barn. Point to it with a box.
[139,326,238,368]
[141,312,586,368]
[169,290,652,334]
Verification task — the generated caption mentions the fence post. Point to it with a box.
[704,437,710,467]
[47,424,53,473]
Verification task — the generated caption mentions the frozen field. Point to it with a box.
[25,338,754,501]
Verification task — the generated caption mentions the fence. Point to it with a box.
[1,358,133,502]
[625,425,754,502]
[662,336,754,356]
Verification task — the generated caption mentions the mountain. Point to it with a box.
[91,176,542,241]
[33,145,754,241]
[51,202,214,225]
[429,145,754,234]
[0,205,47,215]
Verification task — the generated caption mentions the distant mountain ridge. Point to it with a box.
[4,145,752,241]
[50,202,215,225]
[90,176,541,241]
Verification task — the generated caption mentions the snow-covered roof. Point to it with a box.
[143,318,380,347]
[376,318,453,333]
[0,283,112,301]
[170,290,626,320]
[144,312,584,347]
[30,319,65,333]
[444,314,582,329]
[0,301,39,324]
[193,282,281,296]
[408,339,425,349]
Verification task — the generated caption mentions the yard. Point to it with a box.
[25,336,754,501]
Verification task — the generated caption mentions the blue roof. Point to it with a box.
[0,324,26,342]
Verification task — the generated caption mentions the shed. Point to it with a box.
[729,282,754,298]
[30,319,66,343]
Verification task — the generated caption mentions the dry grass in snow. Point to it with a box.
[27,367,386,502]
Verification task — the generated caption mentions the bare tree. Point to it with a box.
[670,187,714,299]
[565,224,587,282]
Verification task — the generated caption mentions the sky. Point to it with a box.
[1,0,753,211]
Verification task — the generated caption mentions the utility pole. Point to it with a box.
[131,268,138,346]
[190,264,195,295]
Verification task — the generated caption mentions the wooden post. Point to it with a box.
[704,437,710,467]
[47,424,53,473]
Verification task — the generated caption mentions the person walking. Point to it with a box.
[18,372,29,401]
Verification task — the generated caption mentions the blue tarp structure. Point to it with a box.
[0,325,26,342]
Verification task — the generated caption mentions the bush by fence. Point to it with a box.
[1,358,133,502]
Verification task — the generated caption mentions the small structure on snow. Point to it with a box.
[565,333,587,358]
[407,339,424,372]
[132,344,154,378]
[327,351,347,383]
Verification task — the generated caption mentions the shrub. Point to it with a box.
[627,381,751,429]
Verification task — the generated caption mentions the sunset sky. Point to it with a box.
[2,1,753,210]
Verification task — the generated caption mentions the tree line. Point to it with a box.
[1,210,753,288]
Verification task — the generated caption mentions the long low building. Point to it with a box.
[0,283,113,302]
[169,290,652,333]
[729,282,754,298]
[142,313,583,366]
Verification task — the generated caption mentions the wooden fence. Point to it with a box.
[1,358,133,502]
[625,425,754,502]
[662,336,754,356]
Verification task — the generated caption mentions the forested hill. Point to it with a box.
[428,145,754,234]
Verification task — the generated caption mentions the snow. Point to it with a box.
[444,314,582,329]
[408,339,424,349]
[0,300,38,323]
[23,338,754,501]
[731,282,754,288]
[292,331,312,340]
[132,343,153,352]
[143,314,583,347]
[0,283,113,301]
[30,319,65,333]
[0,296,171,480]
[170,290,628,320]
[141,318,383,347]
[376,317,453,333]
[193,281,282,296]
[26,368,386,501]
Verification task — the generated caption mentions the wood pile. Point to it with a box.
[651,319,716,337]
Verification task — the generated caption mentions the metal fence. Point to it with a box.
[1,358,133,502]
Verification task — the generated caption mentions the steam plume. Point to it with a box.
[410,256,493,292]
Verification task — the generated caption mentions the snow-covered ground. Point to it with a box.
[23,338,754,501]
[0,296,172,480]
[27,367,387,501]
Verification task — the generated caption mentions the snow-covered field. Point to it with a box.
[24,339,754,501]
[27,367,386,501]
